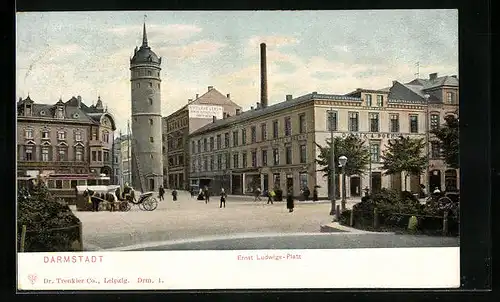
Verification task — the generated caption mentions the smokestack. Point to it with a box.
[260,43,268,108]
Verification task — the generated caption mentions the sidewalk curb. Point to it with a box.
[320,222,395,234]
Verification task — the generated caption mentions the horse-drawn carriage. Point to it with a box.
[75,185,158,212]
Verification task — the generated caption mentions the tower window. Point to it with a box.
[148,71,152,76]
[150,137,154,143]
[149,98,153,105]
[149,119,153,125]
[149,82,152,88]
[157,84,160,89]
[136,83,140,88]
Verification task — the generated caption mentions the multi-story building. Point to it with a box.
[389,73,459,191]
[188,83,430,198]
[17,95,116,201]
[113,134,133,187]
[162,86,242,189]
[129,22,163,192]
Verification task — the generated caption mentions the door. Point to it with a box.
[429,170,441,192]
[263,174,269,192]
[149,179,155,191]
[350,176,361,196]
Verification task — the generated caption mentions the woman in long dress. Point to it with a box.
[286,189,294,213]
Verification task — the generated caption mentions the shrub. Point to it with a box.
[274,189,283,201]
[17,179,81,252]
[339,209,351,225]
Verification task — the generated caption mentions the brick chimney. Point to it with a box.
[223,112,227,119]
[451,75,457,78]
[286,94,293,101]
[196,94,199,99]
[188,98,192,103]
[429,73,438,80]
[77,95,82,108]
[236,108,241,115]
[213,116,217,123]
[260,43,268,108]
[226,93,230,99]
[208,86,214,91]
[251,106,254,110]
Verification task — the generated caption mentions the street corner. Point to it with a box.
[319,223,348,233]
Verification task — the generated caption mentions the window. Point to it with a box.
[57,131,66,140]
[431,141,441,159]
[273,148,279,165]
[262,150,268,166]
[285,146,292,164]
[197,140,201,153]
[103,151,109,162]
[191,161,195,172]
[56,180,63,189]
[203,138,208,152]
[284,117,291,136]
[42,148,49,161]
[261,123,267,141]
[92,128,98,140]
[348,112,359,132]
[58,147,67,161]
[71,180,77,188]
[149,119,153,125]
[191,141,195,153]
[25,129,33,139]
[299,114,306,134]
[102,131,109,143]
[225,153,230,170]
[327,110,338,131]
[158,84,160,89]
[232,131,239,147]
[242,152,247,168]
[430,114,440,131]
[25,146,33,161]
[210,155,214,171]
[75,132,82,141]
[42,130,50,139]
[136,83,140,88]
[148,71,152,76]
[233,153,239,169]
[204,157,208,171]
[390,114,399,132]
[272,120,279,138]
[251,151,257,167]
[241,129,247,145]
[217,154,222,170]
[251,126,256,143]
[92,151,97,161]
[216,135,221,149]
[446,92,454,104]
[300,144,306,163]
[369,113,379,132]
[370,143,380,162]
[224,133,230,148]
[299,173,308,189]
[76,148,83,161]
[376,95,384,107]
[366,94,372,106]
[149,98,153,105]
[149,137,154,143]
[149,82,153,88]
[410,115,419,133]
[179,155,184,165]
[98,151,102,161]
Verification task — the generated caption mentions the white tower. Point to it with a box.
[129,22,163,192]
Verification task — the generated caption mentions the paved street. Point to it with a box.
[72,191,454,251]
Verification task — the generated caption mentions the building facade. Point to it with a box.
[130,22,164,192]
[188,83,431,198]
[391,73,460,191]
[162,86,242,190]
[17,95,116,200]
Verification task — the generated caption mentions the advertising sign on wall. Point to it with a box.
[188,105,224,119]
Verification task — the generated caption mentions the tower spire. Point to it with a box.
[142,15,148,48]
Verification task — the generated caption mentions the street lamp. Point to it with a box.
[339,155,348,212]
[328,107,337,216]
[424,94,430,193]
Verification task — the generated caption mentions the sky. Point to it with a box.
[16,10,458,134]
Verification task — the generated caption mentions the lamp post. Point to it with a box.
[424,94,430,193]
[339,155,348,212]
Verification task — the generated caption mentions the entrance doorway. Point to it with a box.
[429,170,441,192]
[371,172,382,194]
[149,179,155,191]
[286,175,293,195]
[350,176,361,196]
[263,174,269,191]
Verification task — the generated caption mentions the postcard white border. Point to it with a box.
[17,247,460,290]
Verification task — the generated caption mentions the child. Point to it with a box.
[220,188,227,208]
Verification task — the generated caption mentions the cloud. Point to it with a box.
[157,40,226,61]
[107,24,203,42]
[248,35,300,48]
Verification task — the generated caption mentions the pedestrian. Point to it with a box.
[267,189,274,204]
[204,186,210,204]
[172,188,178,201]
[254,187,262,201]
[197,188,204,200]
[313,187,318,202]
[220,188,227,208]
[433,187,441,195]
[286,189,294,213]
[159,185,165,201]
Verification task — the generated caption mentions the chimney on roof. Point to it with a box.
[223,112,227,119]
[256,102,261,109]
[286,94,293,101]
[77,95,82,108]
[188,98,193,103]
[260,43,268,108]
[213,116,217,123]
[236,108,241,115]
[392,80,397,86]
[208,86,214,91]
[429,73,438,80]
[312,91,317,95]
[196,94,199,99]
[251,106,254,110]
[226,93,230,99]
[451,75,457,78]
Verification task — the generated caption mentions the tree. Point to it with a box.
[430,115,459,169]
[315,134,371,177]
[380,136,427,191]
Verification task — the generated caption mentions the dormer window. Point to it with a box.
[25,129,33,139]
[75,132,82,141]
[55,107,64,119]
[446,92,455,104]
[57,131,66,140]
[42,130,50,139]
[25,105,32,116]
[40,110,46,116]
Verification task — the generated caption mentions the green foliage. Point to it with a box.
[407,216,418,232]
[430,115,459,169]
[17,179,81,252]
[381,136,427,177]
[315,134,371,177]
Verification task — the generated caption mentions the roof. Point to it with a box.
[190,93,362,136]
[405,75,459,90]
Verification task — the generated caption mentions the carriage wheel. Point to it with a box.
[143,197,158,211]
[438,197,453,204]
[138,202,145,211]
[120,201,131,212]
[98,201,106,212]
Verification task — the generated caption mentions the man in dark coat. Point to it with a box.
[172,189,178,201]
[286,189,294,213]
[220,188,227,208]
[204,186,210,204]
[159,185,165,201]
